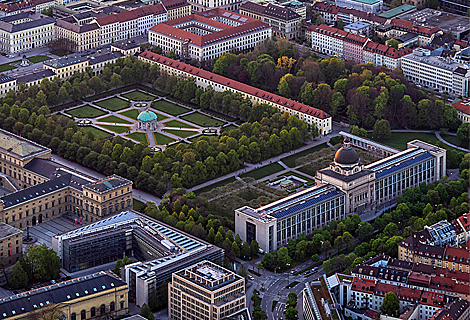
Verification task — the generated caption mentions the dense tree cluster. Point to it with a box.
[212,39,461,131]
[9,244,61,289]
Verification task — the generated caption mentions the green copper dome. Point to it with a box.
[137,109,158,122]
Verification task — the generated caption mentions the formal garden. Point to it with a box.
[61,89,231,148]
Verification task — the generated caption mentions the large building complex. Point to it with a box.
[139,50,332,133]
[401,48,470,98]
[334,0,383,14]
[0,270,129,320]
[235,137,446,253]
[148,8,271,61]
[0,11,55,54]
[0,222,22,268]
[311,2,387,26]
[239,1,302,40]
[438,0,470,16]
[168,260,246,320]
[186,0,243,13]
[0,129,133,229]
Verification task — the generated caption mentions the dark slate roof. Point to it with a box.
[24,158,64,179]
[0,271,126,319]
[43,55,87,69]
[14,69,56,85]
[0,223,22,241]
[88,51,123,65]
[454,67,468,76]
[241,1,301,20]
[0,74,14,84]
[83,175,131,194]
[0,172,92,209]
[319,168,373,183]
[0,12,55,32]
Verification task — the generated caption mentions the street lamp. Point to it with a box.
[287,263,291,285]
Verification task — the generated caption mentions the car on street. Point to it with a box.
[313,267,319,272]
[247,275,254,280]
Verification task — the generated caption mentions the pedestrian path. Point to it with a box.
[435,132,469,152]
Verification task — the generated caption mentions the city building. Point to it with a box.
[15,69,57,88]
[343,32,369,63]
[425,220,457,247]
[378,4,416,19]
[401,48,470,98]
[111,41,141,56]
[0,222,22,267]
[311,2,387,26]
[235,137,446,253]
[0,74,16,97]
[185,0,243,13]
[452,96,470,123]
[334,0,383,14]
[139,51,332,133]
[452,212,470,244]
[438,0,470,16]
[161,0,191,20]
[0,11,55,54]
[148,8,271,61]
[280,0,306,20]
[239,2,302,40]
[0,270,129,320]
[363,41,411,69]
[376,18,441,46]
[344,20,371,36]
[168,260,246,320]
[0,0,55,18]
[55,15,101,52]
[53,0,109,19]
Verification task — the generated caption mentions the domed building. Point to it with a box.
[332,137,363,176]
[137,109,158,131]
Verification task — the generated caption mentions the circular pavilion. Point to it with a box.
[137,109,158,131]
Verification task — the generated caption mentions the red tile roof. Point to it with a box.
[390,18,440,36]
[96,4,166,26]
[139,51,331,120]
[444,245,470,264]
[455,40,468,48]
[351,277,376,293]
[452,97,470,116]
[363,309,379,319]
[149,8,270,47]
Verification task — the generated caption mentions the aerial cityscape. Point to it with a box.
[0,0,468,319]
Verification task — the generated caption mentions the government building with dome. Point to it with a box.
[235,137,446,253]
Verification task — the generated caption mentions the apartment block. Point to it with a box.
[186,0,243,13]
[168,260,246,320]
[161,0,191,20]
[148,8,271,61]
[311,2,386,26]
[0,222,22,267]
[139,51,332,133]
[240,1,301,40]
[0,11,55,54]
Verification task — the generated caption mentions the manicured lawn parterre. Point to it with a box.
[66,104,108,118]
[97,115,132,124]
[241,163,284,180]
[121,90,156,101]
[120,109,140,120]
[282,142,329,168]
[163,120,196,129]
[79,126,111,139]
[151,100,190,115]
[181,112,226,127]
[153,132,176,145]
[163,129,198,138]
[95,97,129,111]
[28,55,50,63]
[0,60,20,72]
[98,124,131,134]
[126,132,148,145]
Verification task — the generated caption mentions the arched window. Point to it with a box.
[81,310,86,320]
[100,304,106,315]
[110,302,115,312]
[71,313,76,320]
[90,307,95,317]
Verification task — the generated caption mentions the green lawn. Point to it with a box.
[194,176,237,195]
[281,171,315,185]
[222,124,239,133]
[121,90,156,101]
[79,126,112,139]
[442,134,468,149]
[66,104,107,118]
[95,97,130,111]
[153,132,176,145]
[28,55,50,63]
[133,199,146,211]
[181,112,226,127]
[97,115,132,124]
[163,120,197,129]
[282,143,329,168]
[369,132,465,153]
[151,100,190,115]
[126,132,148,145]
[98,124,131,134]
[163,129,198,138]
[120,109,140,120]
[0,60,20,72]
[241,163,284,180]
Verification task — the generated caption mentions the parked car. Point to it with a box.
[258,248,264,254]
[247,275,254,280]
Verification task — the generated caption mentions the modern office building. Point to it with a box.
[0,11,55,54]
[311,2,387,26]
[148,8,271,61]
[139,51,332,133]
[335,0,383,14]
[0,270,129,320]
[0,222,22,267]
[236,137,446,253]
[401,48,470,98]
[55,210,225,307]
[168,260,246,320]
[239,2,302,40]
[439,0,470,16]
